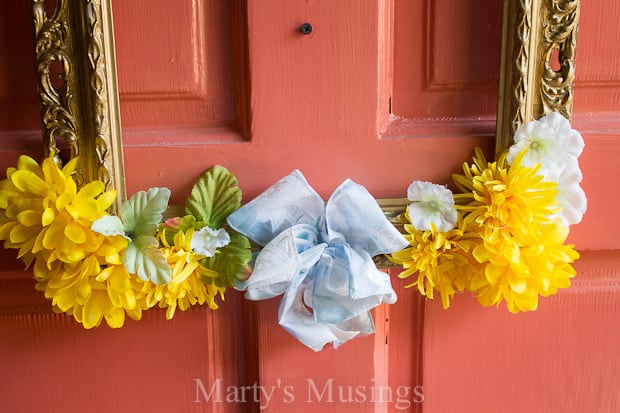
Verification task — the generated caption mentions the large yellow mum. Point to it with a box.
[139,228,226,320]
[453,148,578,312]
[0,155,147,328]
[33,234,149,329]
[0,155,115,267]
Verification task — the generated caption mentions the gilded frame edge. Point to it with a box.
[32,0,125,209]
[496,0,581,153]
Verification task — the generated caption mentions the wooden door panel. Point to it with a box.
[246,0,383,142]
[392,0,502,121]
[243,272,423,412]
[423,250,620,413]
[0,2,41,145]
[0,300,248,413]
[113,0,239,131]
[573,1,620,114]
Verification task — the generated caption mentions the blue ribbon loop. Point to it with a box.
[227,170,408,351]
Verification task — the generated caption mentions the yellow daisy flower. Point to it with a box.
[139,228,226,320]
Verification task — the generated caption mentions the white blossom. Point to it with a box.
[190,226,231,257]
[407,181,457,232]
[508,113,587,226]
[508,112,584,178]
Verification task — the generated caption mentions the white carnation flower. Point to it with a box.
[508,112,584,177]
[190,226,231,257]
[407,181,457,232]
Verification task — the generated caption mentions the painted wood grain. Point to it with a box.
[391,0,503,121]
[573,1,620,115]
[112,0,239,131]
[0,2,41,133]
[0,297,250,412]
[422,250,620,413]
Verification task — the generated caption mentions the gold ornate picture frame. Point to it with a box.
[30,0,580,208]
[32,0,125,208]
[496,0,580,152]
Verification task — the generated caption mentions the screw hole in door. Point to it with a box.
[300,22,313,35]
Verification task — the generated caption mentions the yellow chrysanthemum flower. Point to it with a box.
[450,148,579,312]
[33,233,148,329]
[0,155,64,265]
[139,228,226,320]
[469,220,579,312]
[389,211,481,309]
[453,148,559,244]
[0,155,115,267]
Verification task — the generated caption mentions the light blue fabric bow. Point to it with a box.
[227,170,408,351]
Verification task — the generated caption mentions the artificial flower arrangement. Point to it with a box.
[389,113,587,313]
[0,111,586,342]
[0,157,251,328]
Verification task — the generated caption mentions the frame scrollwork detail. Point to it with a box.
[32,0,125,207]
[496,0,581,152]
[541,0,580,117]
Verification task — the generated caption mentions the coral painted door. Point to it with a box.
[2,1,620,412]
[113,2,499,411]
[114,1,498,411]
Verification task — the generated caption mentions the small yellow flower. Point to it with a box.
[453,148,559,245]
[139,228,226,319]
[389,210,480,309]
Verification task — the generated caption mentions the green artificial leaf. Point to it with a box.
[185,166,241,229]
[201,231,252,287]
[91,215,127,238]
[93,188,172,284]
[123,235,171,284]
[120,187,171,237]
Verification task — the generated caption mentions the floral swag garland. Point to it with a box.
[0,113,586,350]
[0,163,252,329]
